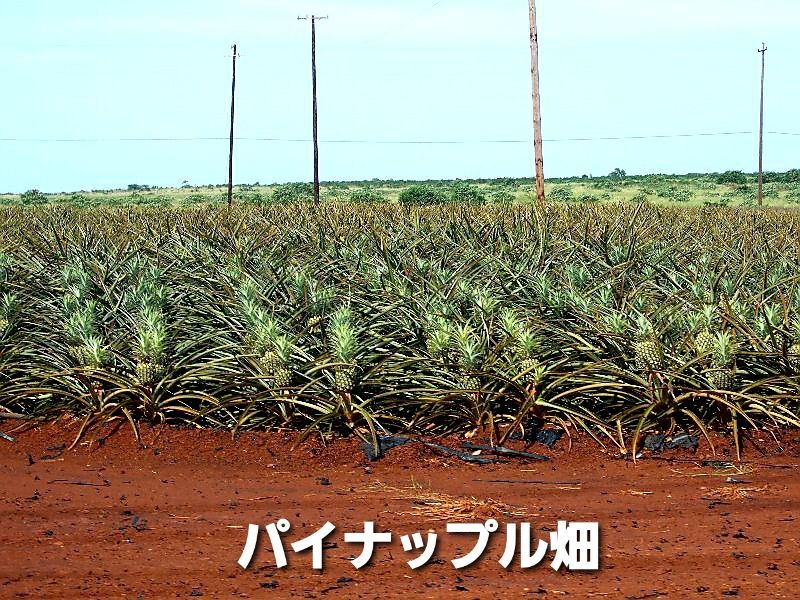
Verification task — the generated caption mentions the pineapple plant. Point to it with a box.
[788,319,800,372]
[693,306,716,357]
[135,307,167,385]
[707,330,737,390]
[267,335,294,388]
[757,303,785,353]
[425,321,451,362]
[515,329,544,387]
[633,317,661,372]
[329,307,358,392]
[0,292,16,335]
[454,324,483,390]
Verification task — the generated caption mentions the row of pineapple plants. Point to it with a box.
[0,203,799,456]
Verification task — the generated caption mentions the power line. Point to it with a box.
[2,131,794,144]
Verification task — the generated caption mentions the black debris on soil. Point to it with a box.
[460,442,549,461]
[510,427,564,448]
[362,436,497,464]
[362,436,414,461]
[644,433,699,452]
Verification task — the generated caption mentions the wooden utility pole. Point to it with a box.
[757,42,767,207]
[227,43,238,207]
[299,15,328,204]
[528,0,546,206]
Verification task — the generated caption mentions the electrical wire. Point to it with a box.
[2,131,795,144]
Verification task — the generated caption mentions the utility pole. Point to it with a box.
[298,15,328,204]
[757,42,767,207]
[528,0,546,207]
[227,43,238,207]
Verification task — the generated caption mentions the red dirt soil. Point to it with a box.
[1,419,799,599]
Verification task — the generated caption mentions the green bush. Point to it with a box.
[449,182,486,204]
[67,194,92,207]
[183,193,211,205]
[349,188,385,203]
[490,190,515,204]
[237,191,266,204]
[272,183,314,203]
[398,185,446,206]
[20,189,48,205]
[716,170,747,185]
[549,186,575,202]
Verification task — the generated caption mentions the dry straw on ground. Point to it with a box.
[358,480,530,521]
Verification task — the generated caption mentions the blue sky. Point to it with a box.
[1,0,798,193]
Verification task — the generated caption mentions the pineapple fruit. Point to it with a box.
[330,307,358,392]
[693,306,716,356]
[708,368,735,391]
[136,360,165,384]
[788,319,800,372]
[514,328,543,386]
[261,335,294,388]
[455,324,483,391]
[334,364,356,391]
[633,317,661,372]
[706,331,737,390]
[135,306,168,385]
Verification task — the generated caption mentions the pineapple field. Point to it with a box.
[2,202,800,457]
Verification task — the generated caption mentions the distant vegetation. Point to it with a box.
[3,169,800,208]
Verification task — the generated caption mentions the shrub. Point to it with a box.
[716,171,747,185]
[398,185,446,206]
[548,186,575,202]
[271,183,314,203]
[349,188,385,203]
[656,186,694,202]
[490,190,515,204]
[449,182,486,204]
[67,194,92,207]
[235,191,266,204]
[182,194,211,205]
[20,189,48,205]
[494,178,521,189]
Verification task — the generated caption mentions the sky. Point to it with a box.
[0,0,798,193]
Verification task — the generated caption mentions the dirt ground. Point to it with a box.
[1,419,799,599]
